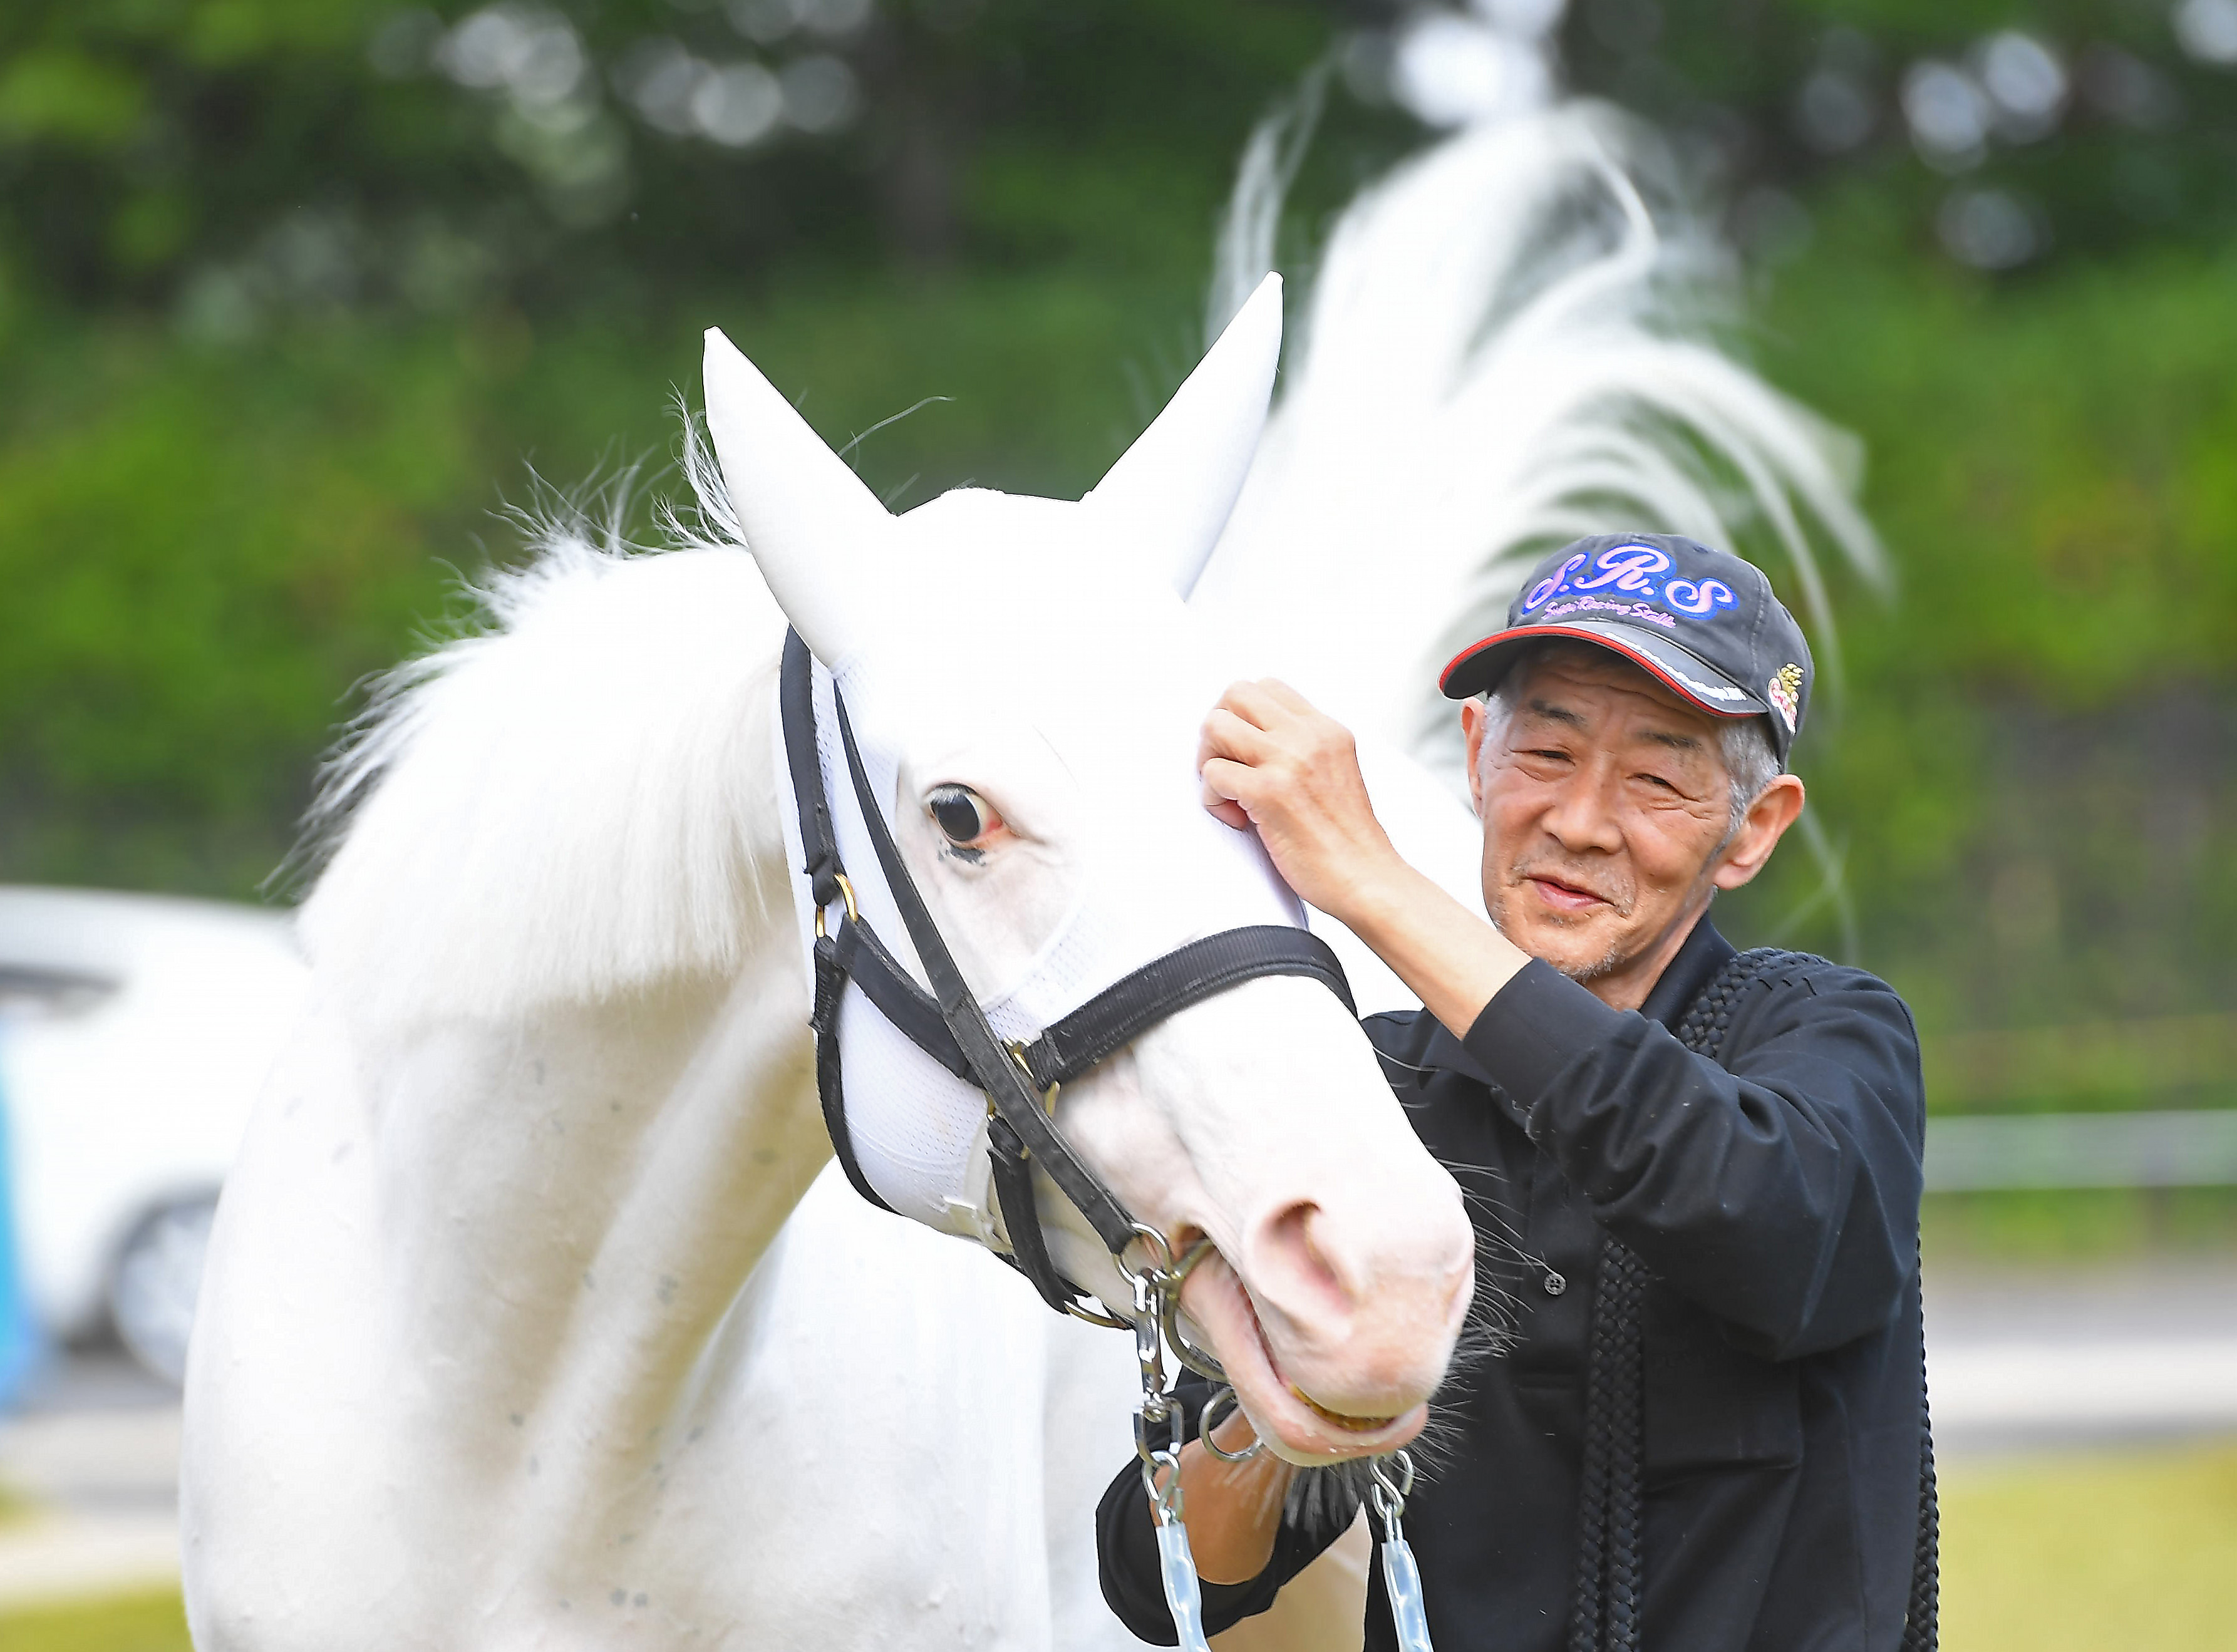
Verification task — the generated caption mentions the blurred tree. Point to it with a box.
[0,0,1351,329]
[9,1,2237,335]
[1547,0,2237,273]
[4,0,2237,1050]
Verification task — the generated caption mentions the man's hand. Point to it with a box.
[1175,1410,1296,1585]
[1197,679,1403,923]
[1197,679,1532,1038]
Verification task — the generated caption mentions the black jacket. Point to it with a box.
[1098,919,1928,1651]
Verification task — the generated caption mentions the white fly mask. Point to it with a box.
[779,634,1312,1226]
[705,277,1337,1298]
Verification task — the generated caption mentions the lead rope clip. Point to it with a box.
[1130,1252,1216,1652]
[1370,1452,1437,1652]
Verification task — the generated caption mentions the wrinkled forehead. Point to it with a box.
[1503,644,1727,754]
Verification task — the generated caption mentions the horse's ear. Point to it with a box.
[703,328,894,668]
[1086,273,1282,600]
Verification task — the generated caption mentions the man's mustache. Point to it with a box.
[1507,858,1636,917]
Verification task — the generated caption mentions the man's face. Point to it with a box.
[1465,648,1740,984]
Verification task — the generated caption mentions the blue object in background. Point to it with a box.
[0,1056,46,1408]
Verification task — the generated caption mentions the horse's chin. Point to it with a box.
[1180,1252,1429,1466]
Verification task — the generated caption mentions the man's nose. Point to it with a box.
[1539,770,1625,855]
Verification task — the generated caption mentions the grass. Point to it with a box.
[3,1442,2233,1649]
[1940,1439,2237,1652]
[0,1588,190,1652]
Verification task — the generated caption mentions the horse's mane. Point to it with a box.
[296,455,788,1029]
[1196,99,1886,783]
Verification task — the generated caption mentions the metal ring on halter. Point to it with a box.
[1199,1386,1263,1462]
[1164,1306,1230,1383]
[1159,1239,1231,1383]
[812,872,860,940]
[1170,1236,1217,1284]
[1111,1222,1231,1384]
[1115,1224,1231,1379]
[1115,1221,1177,1289]
[1062,1295,1131,1331]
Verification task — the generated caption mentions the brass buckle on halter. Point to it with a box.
[1003,1039,1062,1116]
[812,872,860,941]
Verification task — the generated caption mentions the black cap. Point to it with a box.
[1438,534,1814,763]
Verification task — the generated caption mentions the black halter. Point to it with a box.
[779,629,1355,1318]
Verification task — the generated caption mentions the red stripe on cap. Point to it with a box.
[1438,625,1762,717]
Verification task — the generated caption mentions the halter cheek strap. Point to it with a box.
[778,629,1354,1318]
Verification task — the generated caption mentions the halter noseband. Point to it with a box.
[778,629,1355,1323]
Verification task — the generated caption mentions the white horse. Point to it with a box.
[181,274,1482,1651]
[182,90,1884,1652]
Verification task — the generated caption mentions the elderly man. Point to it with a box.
[1097,535,1931,1651]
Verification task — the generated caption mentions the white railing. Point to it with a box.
[1924,1110,2237,1192]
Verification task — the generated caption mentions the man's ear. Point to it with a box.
[1712,773,1806,892]
[1460,699,1490,818]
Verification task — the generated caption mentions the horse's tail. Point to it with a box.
[1192,95,1885,786]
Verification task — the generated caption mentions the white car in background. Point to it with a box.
[0,886,306,1383]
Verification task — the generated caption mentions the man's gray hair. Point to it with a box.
[1480,639,1782,837]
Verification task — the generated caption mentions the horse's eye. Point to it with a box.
[927,785,1000,846]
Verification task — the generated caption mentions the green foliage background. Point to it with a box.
[3,0,2233,1083]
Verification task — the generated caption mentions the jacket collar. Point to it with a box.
[1638,911,1737,1030]
[1420,911,1735,1084]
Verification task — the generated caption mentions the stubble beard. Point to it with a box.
[1490,862,1730,987]
[1487,860,1638,984]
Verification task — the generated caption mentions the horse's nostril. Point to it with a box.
[1257,1199,1351,1318]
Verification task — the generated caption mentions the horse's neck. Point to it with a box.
[358,936,820,1458]
[296,549,830,1471]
